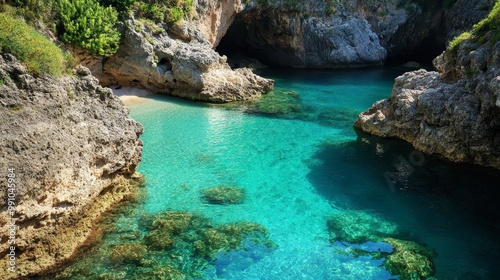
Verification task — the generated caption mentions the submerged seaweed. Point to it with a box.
[211,88,303,118]
[327,210,436,280]
[200,186,246,204]
[42,208,276,280]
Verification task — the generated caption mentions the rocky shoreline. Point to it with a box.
[355,39,500,169]
[0,54,144,279]
[1,0,499,278]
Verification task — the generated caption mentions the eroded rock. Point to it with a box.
[355,40,500,169]
[99,18,273,103]
[0,53,143,279]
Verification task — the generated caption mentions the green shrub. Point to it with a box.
[58,0,120,57]
[0,13,66,76]
[448,0,500,52]
[166,6,183,23]
[470,0,500,43]
[6,0,57,22]
[448,31,471,52]
[134,0,194,23]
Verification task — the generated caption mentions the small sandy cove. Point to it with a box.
[110,87,155,106]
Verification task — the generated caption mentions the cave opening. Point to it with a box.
[385,32,446,67]
[217,15,447,69]
[216,19,272,69]
[156,58,172,77]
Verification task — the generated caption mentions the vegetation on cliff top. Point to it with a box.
[0,13,67,76]
[58,0,121,56]
[449,0,500,52]
[1,0,194,63]
[134,0,194,23]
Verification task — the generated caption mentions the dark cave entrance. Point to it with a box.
[216,20,272,68]
[217,14,447,69]
[385,32,446,66]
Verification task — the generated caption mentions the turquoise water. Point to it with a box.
[57,67,500,279]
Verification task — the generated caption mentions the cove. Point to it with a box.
[49,67,500,279]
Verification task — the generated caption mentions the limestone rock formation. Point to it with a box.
[218,0,493,67]
[195,0,246,47]
[97,18,273,103]
[221,1,387,67]
[0,54,143,279]
[355,40,500,169]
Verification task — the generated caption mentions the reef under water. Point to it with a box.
[43,67,500,279]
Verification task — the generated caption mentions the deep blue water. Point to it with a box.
[51,67,500,279]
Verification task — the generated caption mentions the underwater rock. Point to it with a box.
[327,210,399,243]
[142,210,196,232]
[133,265,186,280]
[211,88,303,119]
[327,210,436,279]
[200,186,246,204]
[44,209,275,279]
[109,242,147,265]
[382,238,436,280]
[196,222,275,259]
[143,229,174,250]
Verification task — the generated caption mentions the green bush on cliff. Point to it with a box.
[449,0,500,52]
[0,13,66,76]
[4,0,57,22]
[134,0,194,23]
[58,0,120,57]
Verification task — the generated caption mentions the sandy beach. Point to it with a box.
[110,87,155,106]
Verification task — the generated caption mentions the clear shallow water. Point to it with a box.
[51,67,500,279]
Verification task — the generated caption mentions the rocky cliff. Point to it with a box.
[84,0,493,97]
[0,53,144,279]
[87,10,273,103]
[355,32,500,169]
[217,0,493,67]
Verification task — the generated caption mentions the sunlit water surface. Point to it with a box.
[50,67,500,280]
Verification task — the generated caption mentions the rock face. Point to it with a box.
[96,18,273,103]
[445,0,496,41]
[195,0,245,47]
[355,40,500,169]
[218,0,493,67]
[0,54,143,279]
[221,1,387,67]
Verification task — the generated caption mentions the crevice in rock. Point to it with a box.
[156,58,172,77]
